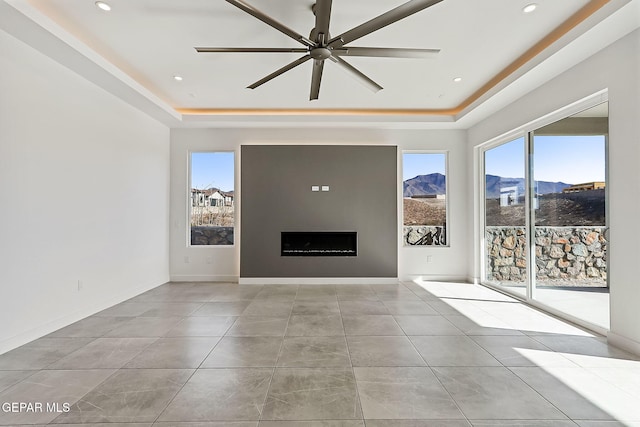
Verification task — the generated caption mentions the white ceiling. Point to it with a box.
[2,0,637,126]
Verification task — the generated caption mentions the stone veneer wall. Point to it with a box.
[486,226,607,286]
[404,226,447,246]
[191,226,234,245]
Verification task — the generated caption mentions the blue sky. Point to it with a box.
[403,153,446,181]
[484,135,605,184]
[191,152,235,191]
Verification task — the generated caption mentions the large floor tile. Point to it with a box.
[242,300,294,317]
[96,302,163,317]
[53,423,153,427]
[338,301,390,315]
[444,315,525,336]
[105,317,183,338]
[574,422,640,427]
[0,369,115,425]
[393,316,463,336]
[530,335,640,368]
[124,337,220,368]
[409,336,501,367]
[342,315,404,336]
[381,300,439,315]
[192,301,253,316]
[259,422,363,427]
[262,368,361,420]
[164,316,236,336]
[227,316,289,336]
[470,421,577,426]
[286,315,344,336]
[0,337,94,370]
[54,369,193,423]
[512,366,640,422]
[470,336,577,367]
[50,337,157,369]
[292,300,340,315]
[336,289,379,301]
[47,316,131,337]
[201,336,283,367]
[354,367,463,420]
[365,422,471,427]
[0,370,34,393]
[138,302,204,317]
[208,287,263,301]
[588,366,640,399]
[277,336,350,367]
[155,423,257,427]
[433,366,567,420]
[158,369,272,422]
[254,287,298,301]
[295,285,338,299]
[347,336,425,367]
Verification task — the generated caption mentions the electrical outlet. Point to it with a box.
[206,257,213,264]
[184,256,190,264]
[426,255,433,263]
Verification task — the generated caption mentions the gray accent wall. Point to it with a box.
[241,145,397,278]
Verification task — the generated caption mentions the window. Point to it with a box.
[190,152,235,246]
[402,152,448,246]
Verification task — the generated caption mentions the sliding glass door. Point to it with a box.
[481,102,609,329]
[483,136,528,298]
[531,104,609,328]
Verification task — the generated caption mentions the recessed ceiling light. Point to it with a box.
[95,1,111,11]
[173,75,183,81]
[453,77,462,83]
[523,3,537,13]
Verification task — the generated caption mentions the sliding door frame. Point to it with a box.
[476,90,609,333]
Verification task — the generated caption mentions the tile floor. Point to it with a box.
[1,281,639,426]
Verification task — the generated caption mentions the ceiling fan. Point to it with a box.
[195,0,443,100]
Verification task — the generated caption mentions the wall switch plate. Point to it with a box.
[321,185,330,192]
[311,186,320,192]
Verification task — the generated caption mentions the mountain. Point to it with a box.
[403,173,572,198]
[403,173,446,197]
[484,175,572,199]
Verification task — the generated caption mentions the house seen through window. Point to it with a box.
[190,152,235,246]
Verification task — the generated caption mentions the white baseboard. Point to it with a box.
[170,275,239,283]
[607,331,640,356]
[239,277,399,285]
[0,279,166,355]
[400,274,470,283]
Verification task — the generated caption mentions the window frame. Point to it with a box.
[401,150,450,248]
[188,150,236,248]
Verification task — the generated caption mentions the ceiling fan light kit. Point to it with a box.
[195,0,443,100]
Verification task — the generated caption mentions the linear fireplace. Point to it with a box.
[281,232,357,257]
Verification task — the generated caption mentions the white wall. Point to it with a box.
[170,128,468,283]
[467,29,640,352]
[0,30,171,353]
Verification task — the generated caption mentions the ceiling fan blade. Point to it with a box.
[327,0,443,48]
[332,47,440,58]
[313,0,333,44]
[310,59,325,100]
[195,47,309,54]
[247,55,312,89]
[226,0,314,47]
[328,56,382,92]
